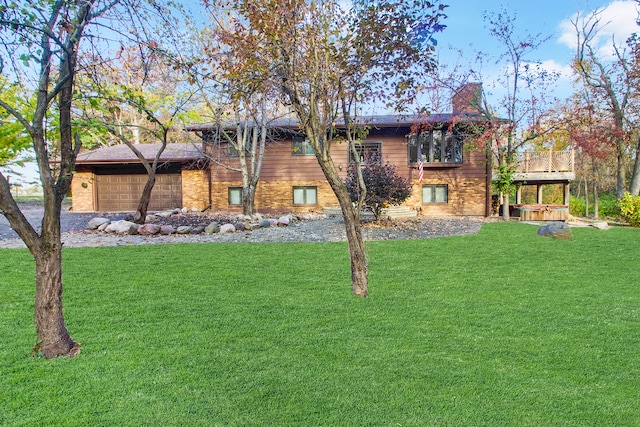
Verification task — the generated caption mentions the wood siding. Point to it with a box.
[206,127,489,216]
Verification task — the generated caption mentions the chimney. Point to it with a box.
[452,83,483,114]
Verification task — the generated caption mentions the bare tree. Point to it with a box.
[0,0,180,359]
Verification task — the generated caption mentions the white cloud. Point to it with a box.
[557,0,638,57]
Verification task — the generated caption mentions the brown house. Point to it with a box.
[71,84,498,216]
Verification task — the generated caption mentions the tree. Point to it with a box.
[481,8,558,219]
[345,152,412,222]
[0,0,179,358]
[211,0,447,296]
[81,44,197,224]
[572,6,640,198]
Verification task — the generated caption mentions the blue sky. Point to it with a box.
[435,0,639,101]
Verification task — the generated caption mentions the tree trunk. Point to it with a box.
[134,173,156,224]
[629,136,640,195]
[584,179,589,217]
[501,191,511,220]
[593,180,599,220]
[616,146,626,199]
[317,155,368,297]
[33,243,79,359]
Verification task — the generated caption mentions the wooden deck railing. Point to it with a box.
[514,150,574,173]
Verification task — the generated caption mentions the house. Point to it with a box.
[71,84,575,218]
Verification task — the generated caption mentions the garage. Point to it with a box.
[96,173,182,212]
[72,143,207,213]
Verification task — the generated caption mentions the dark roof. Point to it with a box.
[75,143,205,164]
[184,113,494,133]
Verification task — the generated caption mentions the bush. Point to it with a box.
[570,193,620,218]
[345,152,412,221]
[618,192,640,227]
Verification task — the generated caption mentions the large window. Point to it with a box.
[349,141,382,164]
[293,186,317,205]
[409,130,463,164]
[292,136,315,156]
[228,187,242,206]
[422,184,448,204]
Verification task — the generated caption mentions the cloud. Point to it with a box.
[557,0,638,56]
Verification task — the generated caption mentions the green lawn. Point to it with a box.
[1,222,639,426]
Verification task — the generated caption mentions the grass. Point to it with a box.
[1,222,639,426]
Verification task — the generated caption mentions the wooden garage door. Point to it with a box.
[96,174,182,212]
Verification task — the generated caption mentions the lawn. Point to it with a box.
[1,222,639,426]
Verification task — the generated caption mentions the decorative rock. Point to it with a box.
[97,223,110,232]
[277,215,291,226]
[591,221,610,230]
[176,226,192,234]
[181,207,190,214]
[220,223,236,233]
[259,218,271,228]
[156,211,174,218]
[268,218,278,227]
[204,222,220,234]
[233,222,246,231]
[124,213,135,222]
[138,224,161,235]
[105,220,139,235]
[88,217,110,230]
[537,221,572,240]
[191,225,206,234]
[146,214,159,222]
[245,222,261,230]
[160,225,175,235]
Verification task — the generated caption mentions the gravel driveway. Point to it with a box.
[0,204,484,249]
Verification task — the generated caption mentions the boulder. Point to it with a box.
[591,221,610,230]
[259,218,272,228]
[105,220,139,235]
[537,221,572,240]
[88,217,110,230]
[204,222,220,234]
[160,225,175,235]
[124,213,135,222]
[176,226,192,234]
[268,218,279,227]
[191,225,206,234]
[145,214,159,222]
[97,223,110,232]
[220,223,236,233]
[277,215,291,226]
[234,222,246,231]
[138,224,161,235]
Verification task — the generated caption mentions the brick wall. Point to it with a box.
[181,169,210,211]
[71,171,96,212]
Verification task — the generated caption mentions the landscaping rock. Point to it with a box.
[204,222,220,234]
[176,226,192,234]
[537,221,572,240]
[259,218,272,228]
[105,220,139,235]
[191,225,206,234]
[160,225,175,235]
[220,223,236,233]
[277,215,291,226]
[138,224,161,235]
[591,221,610,230]
[97,223,110,232]
[234,222,246,231]
[88,217,110,230]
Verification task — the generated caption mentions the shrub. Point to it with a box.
[345,152,412,221]
[618,192,640,227]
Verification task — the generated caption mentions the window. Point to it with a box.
[293,186,317,205]
[422,184,448,204]
[228,187,242,206]
[349,141,382,164]
[409,130,463,164]
[292,136,315,156]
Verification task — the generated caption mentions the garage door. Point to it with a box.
[96,174,182,212]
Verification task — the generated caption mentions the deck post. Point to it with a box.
[564,182,571,205]
[537,184,543,204]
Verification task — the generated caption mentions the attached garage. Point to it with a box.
[96,173,182,212]
[71,143,209,213]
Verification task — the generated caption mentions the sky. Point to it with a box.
[6,0,640,187]
[434,0,639,102]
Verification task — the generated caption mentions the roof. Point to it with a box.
[75,143,205,164]
[184,113,497,133]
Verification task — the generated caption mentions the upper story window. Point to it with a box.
[408,129,463,165]
[292,136,315,156]
[349,141,382,165]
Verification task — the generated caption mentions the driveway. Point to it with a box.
[0,204,112,239]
